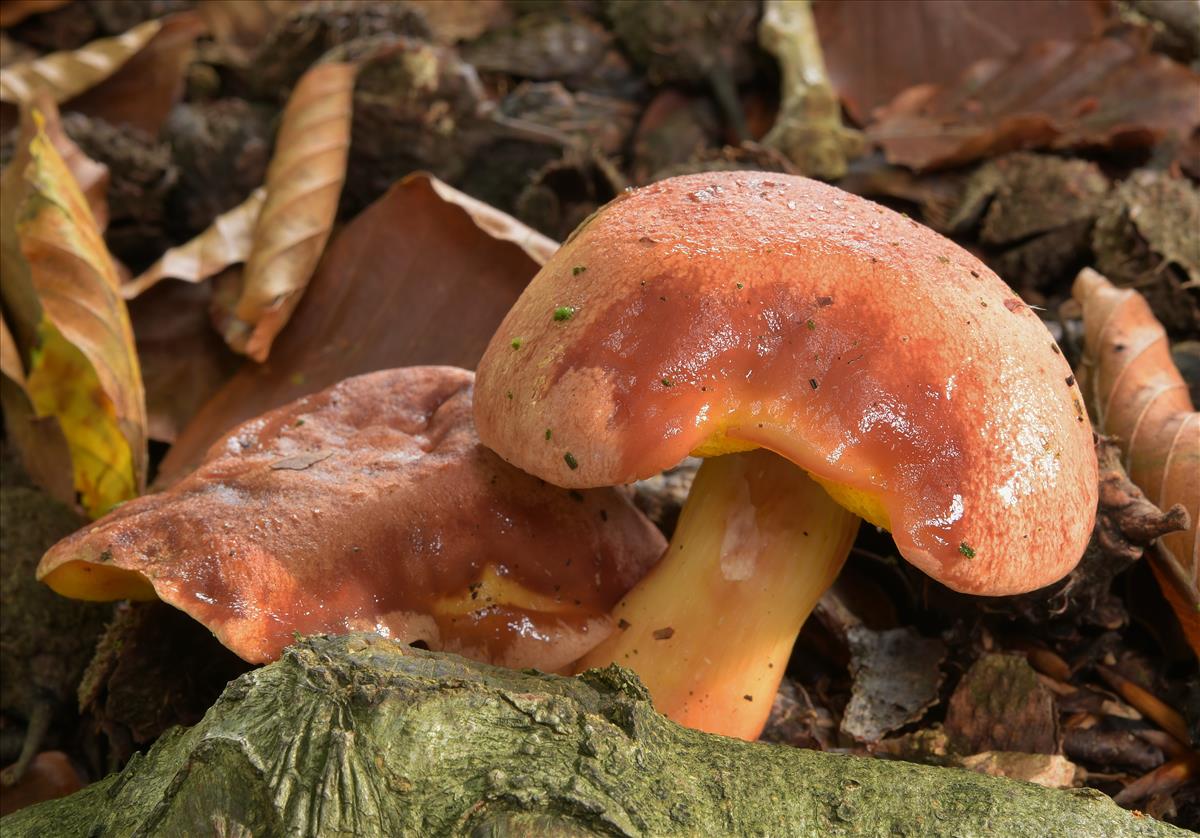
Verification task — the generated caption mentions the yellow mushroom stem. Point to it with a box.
[573,448,859,740]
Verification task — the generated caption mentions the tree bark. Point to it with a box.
[1,634,1186,837]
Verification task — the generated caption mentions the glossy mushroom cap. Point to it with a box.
[474,173,1098,595]
[39,367,666,668]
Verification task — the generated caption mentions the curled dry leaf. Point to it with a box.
[407,0,511,44]
[156,174,551,484]
[39,368,666,670]
[195,0,290,66]
[0,18,160,107]
[1074,267,1199,652]
[869,38,1200,171]
[426,175,558,266]
[66,12,207,138]
[0,109,145,517]
[122,188,265,298]
[222,61,355,361]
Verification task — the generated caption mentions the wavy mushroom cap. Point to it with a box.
[39,367,666,668]
[474,173,1097,595]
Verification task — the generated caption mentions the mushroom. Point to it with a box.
[473,172,1098,739]
[37,367,666,671]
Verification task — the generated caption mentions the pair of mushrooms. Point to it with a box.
[40,173,1097,740]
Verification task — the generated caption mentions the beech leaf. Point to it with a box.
[0,109,146,517]
[123,188,266,298]
[1074,267,1199,652]
[0,19,161,107]
[812,0,1109,124]
[127,281,240,444]
[39,368,665,669]
[222,61,356,362]
[869,38,1200,171]
[66,12,207,138]
[156,174,553,484]
[195,0,291,66]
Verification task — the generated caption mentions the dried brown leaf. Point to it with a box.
[0,18,160,106]
[66,12,206,137]
[427,174,558,266]
[195,0,289,65]
[958,752,1078,789]
[812,0,1110,124]
[840,625,946,743]
[869,38,1200,171]
[156,174,550,485]
[128,281,240,444]
[223,61,355,361]
[1074,268,1199,652]
[407,0,511,43]
[945,654,1060,755]
[40,368,665,670]
[123,188,265,298]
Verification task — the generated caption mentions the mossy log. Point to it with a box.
[1,634,1185,837]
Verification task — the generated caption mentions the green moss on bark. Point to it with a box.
[2,634,1187,837]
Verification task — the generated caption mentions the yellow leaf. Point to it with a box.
[26,323,136,511]
[0,109,146,517]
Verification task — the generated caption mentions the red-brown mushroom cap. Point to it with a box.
[474,173,1098,595]
[38,367,666,668]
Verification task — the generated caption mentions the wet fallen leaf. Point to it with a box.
[869,38,1200,171]
[840,625,946,743]
[40,368,665,671]
[0,1,72,30]
[812,0,1110,124]
[66,12,207,137]
[0,18,160,107]
[156,174,552,484]
[123,188,265,298]
[221,61,355,361]
[1075,268,1199,653]
[0,108,146,517]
